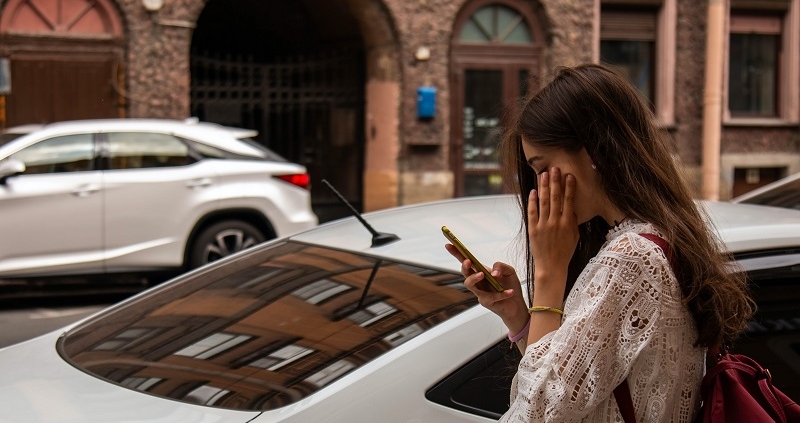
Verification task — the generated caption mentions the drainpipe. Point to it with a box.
[701,0,727,201]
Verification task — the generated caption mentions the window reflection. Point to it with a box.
[248,344,316,371]
[304,360,356,388]
[293,279,353,304]
[10,134,94,174]
[93,327,161,351]
[384,324,424,347]
[346,301,398,327]
[107,132,194,169]
[121,377,162,392]
[174,333,252,359]
[184,385,231,406]
[60,242,477,411]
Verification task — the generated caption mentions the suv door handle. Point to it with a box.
[72,184,101,197]
[186,178,213,189]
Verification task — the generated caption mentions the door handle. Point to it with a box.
[72,184,101,197]
[186,177,213,189]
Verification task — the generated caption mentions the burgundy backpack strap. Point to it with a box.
[614,379,637,423]
[638,233,673,265]
[612,233,675,423]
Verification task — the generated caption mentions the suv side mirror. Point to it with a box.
[0,159,25,184]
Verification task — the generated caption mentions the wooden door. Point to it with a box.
[450,0,544,197]
[7,57,119,126]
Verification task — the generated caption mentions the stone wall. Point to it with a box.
[115,0,202,120]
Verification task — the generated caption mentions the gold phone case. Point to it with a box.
[442,226,503,292]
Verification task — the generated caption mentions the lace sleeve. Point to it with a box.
[502,233,673,422]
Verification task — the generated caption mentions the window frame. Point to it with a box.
[725,0,800,125]
[598,0,676,127]
[101,132,198,170]
[9,133,99,174]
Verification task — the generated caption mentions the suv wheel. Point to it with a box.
[189,221,265,268]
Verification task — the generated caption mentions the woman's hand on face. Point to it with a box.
[445,244,528,329]
[529,167,579,292]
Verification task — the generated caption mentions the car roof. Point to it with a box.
[291,196,800,273]
[0,118,269,158]
[701,200,800,252]
[291,195,527,274]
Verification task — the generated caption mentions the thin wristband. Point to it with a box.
[508,319,531,343]
[528,305,564,315]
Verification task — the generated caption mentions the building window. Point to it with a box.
[599,0,676,125]
[726,1,800,123]
[459,4,533,44]
[600,7,657,105]
[728,14,781,117]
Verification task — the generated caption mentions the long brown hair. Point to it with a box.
[500,63,754,348]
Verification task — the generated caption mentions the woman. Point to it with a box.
[446,64,754,422]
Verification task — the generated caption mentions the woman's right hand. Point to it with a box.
[445,244,529,332]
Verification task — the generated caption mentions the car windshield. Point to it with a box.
[59,241,474,411]
[737,177,800,210]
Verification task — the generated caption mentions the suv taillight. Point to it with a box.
[275,174,310,189]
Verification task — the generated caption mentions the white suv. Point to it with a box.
[0,118,318,278]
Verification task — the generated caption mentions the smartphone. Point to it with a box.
[442,226,504,292]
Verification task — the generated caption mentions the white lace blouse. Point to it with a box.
[502,220,705,422]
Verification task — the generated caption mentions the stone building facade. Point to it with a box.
[1,0,798,221]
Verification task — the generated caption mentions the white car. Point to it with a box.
[0,119,318,278]
[732,171,800,211]
[0,196,799,422]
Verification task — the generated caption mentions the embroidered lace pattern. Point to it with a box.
[502,220,705,422]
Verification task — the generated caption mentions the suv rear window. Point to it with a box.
[59,241,474,411]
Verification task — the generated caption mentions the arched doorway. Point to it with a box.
[190,0,375,223]
[0,0,125,127]
[450,0,545,197]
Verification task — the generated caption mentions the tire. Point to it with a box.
[189,220,266,268]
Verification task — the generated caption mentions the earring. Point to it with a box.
[591,164,597,170]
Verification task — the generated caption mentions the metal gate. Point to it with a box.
[190,52,365,223]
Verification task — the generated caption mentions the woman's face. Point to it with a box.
[520,141,603,225]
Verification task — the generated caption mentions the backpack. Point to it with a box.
[694,349,800,422]
[612,233,800,423]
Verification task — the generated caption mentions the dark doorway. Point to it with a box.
[190,0,366,223]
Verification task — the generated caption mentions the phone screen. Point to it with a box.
[442,226,504,292]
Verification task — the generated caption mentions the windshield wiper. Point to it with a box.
[322,179,400,247]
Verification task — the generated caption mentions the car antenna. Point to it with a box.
[321,179,400,247]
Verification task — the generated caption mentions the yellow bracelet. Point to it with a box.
[528,305,564,315]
